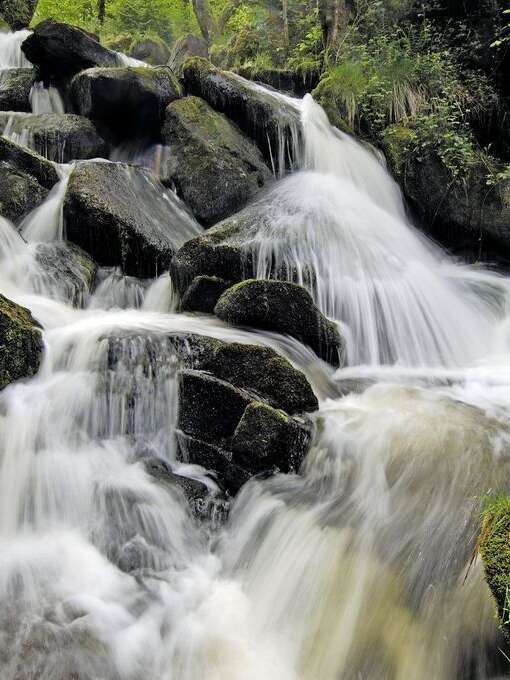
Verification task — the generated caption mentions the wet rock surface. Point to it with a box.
[0,67,34,111]
[21,19,122,80]
[162,96,270,226]
[182,57,301,171]
[179,275,231,313]
[70,65,182,143]
[63,160,200,278]
[0,111,108,162]
[177,368,312,494]
[215,279,343,366]
[0,292,43,390]
[0,136,58,222]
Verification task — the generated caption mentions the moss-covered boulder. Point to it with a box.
[0,68,35,112]
[70,66,182,143]
[182,57,301,172]
[0,136,58,222]
[0,0,36,29]
[171,218,250,296]
[172,333,318,414]
[162,96,270,225]
[381,125,510,257]
[180,275,231,313]
[34,241,97,306]
[177,369,312,494]
[215,279,344,366]
[63,160,200,278]
[480,495,510,634]
[0,293,43,390]
[129,37,170,66]
[0,112,108,162]
[21,19,122,81]
[168,34,208,77]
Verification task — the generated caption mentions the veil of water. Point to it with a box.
[0,35,510,679]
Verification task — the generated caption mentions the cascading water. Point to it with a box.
[1,60,510,680]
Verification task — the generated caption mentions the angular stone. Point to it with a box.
[215,279,344,366]
[0,293,43,390]
[70,66,182,142]
[162,96,270,225]
[0,67,34,111]
[21,19,121,80]
[63,160,200,278]
[180,275,231,313]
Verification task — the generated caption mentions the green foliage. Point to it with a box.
[479,493,510,629]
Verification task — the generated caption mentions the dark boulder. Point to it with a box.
[0,112,108,162]
[70,66,182,143]
[0,67,35,112]
[0,136,58,222]
[175,334,318,414]
[0,135,58,187]
[0,0,36,29]
[0,293,43,390]
[180,275,231,313]
[178,370,252,441]
[21,19,122,80]
[231,401,311,474]
[182,57,301,173]
[177,369,312,494]
[34,241,97,306]
[168,34,208,77]
[176,432,250,496]
[130,37,170,66]
[170,213,254,295]
[215,279,343,366]
[63,160,200,278]
[162,96,270,226]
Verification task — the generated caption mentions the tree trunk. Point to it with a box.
[191,0,217,45]
[282,0,289,51]
[319,0,354,57]
[97,0,106,24]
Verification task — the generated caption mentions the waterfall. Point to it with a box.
[1,64,510,680]
[0,30,32,69]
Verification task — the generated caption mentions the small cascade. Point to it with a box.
[21,164,72,242]
[0,30,31,70]
[30,81,65,114]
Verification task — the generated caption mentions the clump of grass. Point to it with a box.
[479,493,510,629]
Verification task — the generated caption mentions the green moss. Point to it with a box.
[380,125,417,177]
[479,494,510,631]
[0,293,43,390]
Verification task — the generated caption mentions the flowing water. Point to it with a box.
[0,33,510,679]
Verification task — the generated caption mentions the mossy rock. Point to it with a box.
[480,495,510,633]
[181,57,301,172]
[71,66,182,143]
[162,96,270,226]
[0,0,36,29]
[0,293,43,390]
[22,19,122,81]
[63,160,200,278]
[0,137,58,223]
[0,112,108,163]
[0,68,35,112]
[179,275,231,313]
[177,368,312,494]
[215,279,344,367]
